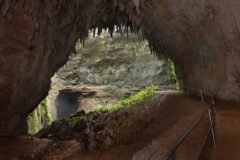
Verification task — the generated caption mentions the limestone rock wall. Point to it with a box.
[142,0,240,101]
[57,32,173,87]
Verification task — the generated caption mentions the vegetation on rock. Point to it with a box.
[27,99,52,135]
[170,62,182,90]
[37,88,166,150]
[96,85,157,111]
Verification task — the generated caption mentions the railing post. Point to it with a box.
[200,89,204,103]
[167,87,216,160]
[208,109,216,148]
[212,99,217,115]
[169,152,175,160]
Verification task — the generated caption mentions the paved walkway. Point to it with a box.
[68,93,210,160]
[204,101,240,160]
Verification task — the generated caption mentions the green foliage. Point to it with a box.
[27,109,41,135]
[170,63,177,81]
[96,85,157,112]
[41,99,52,126]
[170,62,182,90]
[27,98,52,135]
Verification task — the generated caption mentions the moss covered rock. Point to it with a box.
[27,99,52,135]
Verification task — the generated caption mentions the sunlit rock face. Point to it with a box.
[0,0,240,135]
[57,32,172,87]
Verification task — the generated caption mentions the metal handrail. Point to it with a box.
[198,104,217,159]
[164,87,216,160]
[185,87,215,103]
[164,109,209,160]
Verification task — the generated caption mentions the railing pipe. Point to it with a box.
[164,87,216,160]
[165,109,208,160]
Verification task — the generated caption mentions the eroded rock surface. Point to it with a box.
[38,94,165,151]
[142,0,240,101]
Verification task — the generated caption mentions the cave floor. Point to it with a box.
[203,100,240,160]
[67,93,209,160]
[0,93,221,160]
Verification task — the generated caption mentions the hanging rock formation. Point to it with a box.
[0,0,240,135]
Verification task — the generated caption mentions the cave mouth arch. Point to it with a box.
[42,30,178,125]
[0,0,185,136]
[3,0,240,136]
[0,0,168,136]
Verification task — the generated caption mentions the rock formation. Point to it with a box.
[37,94,166,151]
[57,32,173,88]
[0,0,240,135]
[142,0,240,102]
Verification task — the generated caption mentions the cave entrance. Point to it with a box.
[50,30,177,117]
[28,30,178,134]
[55,90,81,119]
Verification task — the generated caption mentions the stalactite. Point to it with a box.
[1,0,148,69]
[93,28,96,38]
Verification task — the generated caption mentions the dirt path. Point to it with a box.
[64,93,209,160]
[203,101,240,160]
[0,93,210,160]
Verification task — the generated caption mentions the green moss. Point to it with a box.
[41,99,52,126]
[96,85,157,112]
[27,109,41,135]
[131,108,139,113]
[27,98,53,135]
[66,116,86,127]
[170,62,182,90]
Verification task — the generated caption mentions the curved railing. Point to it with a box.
[184,87,216,104]
[164,87,217,160]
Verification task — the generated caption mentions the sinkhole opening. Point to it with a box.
[56,90,81,119]
[27,29,179,135]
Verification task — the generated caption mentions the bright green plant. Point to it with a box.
[170,62,182,90]
[41,99,52,126]
[96,85,157,112]
[27,98,53,135]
